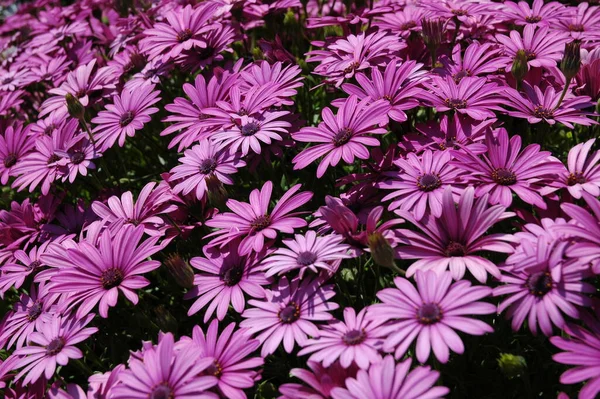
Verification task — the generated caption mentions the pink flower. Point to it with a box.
[0,123,35,185]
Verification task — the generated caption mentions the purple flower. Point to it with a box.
[452,128,564,209]
[111,332,218,399]
[205,181,313,255]
[241,276,338,356]
[330,355,449,399]
[369,270,495,363]
[186,244,271,322]
[53,119,100,183]
[379,149,464,221]
[500,0,567,27]
[292,95,390,178]
[0,243,49,297]
[561,193,600,274]
[0,123,34,185]
[261,231,351,278]
[426,0,492,22]
[11,313,97,385]
[11,135,65,196]
[43,225,163,318]
[279,360,358,399]
[373,6,432,37]
[240,61,304,107]
[435,42,505,82]
[559,139,600,199]
[182,320,264,399]
[298,307,385,369]
[555,3,600,43]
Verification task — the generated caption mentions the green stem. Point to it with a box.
[554,76,572,111]
[72,358,94,375]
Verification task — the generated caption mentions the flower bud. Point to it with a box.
[511,49,529,83]
[65,93,85,120]
[561,41,581,81]
[164,253,195,289]
[421,19,444,50]
[497,353,527,379]
[368,232,396,270]
[206,174,228,208]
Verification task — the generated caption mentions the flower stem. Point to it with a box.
[554,76,572,111]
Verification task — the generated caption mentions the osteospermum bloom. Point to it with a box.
[0,242,49,296]
[261,230,351,278]
[111,333,218,399]
[0,123,34,185]
[379,149,464,221]
[182,320,264,399]
[241,276,338,356]
[330,356,449,399]
[436,42,505,82]
[561,193,600,274]
[205,181,313,255]
[169,140,245,201]
[292,95,390,178]
[11,135,65,195]
[11,314,97,385]
[554,3,600,42]
[369,270,495,363]
[500,0,566,27]
[558,139,600,199]
[496,25,568,71]
[279,360,358,399]
[42,225,163,318]
[186,245,271,322]
[298,307,385,369]
[92,83,161,151]
[452,128,564,209]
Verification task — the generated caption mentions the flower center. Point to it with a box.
[28,260,42,271]
[333,127,354,147]
[278,301,300,324]
[451,9,468,16]
[417,173,442,192]
[2,76,13,85]
[241,122,260,137]
[524,50,537,60]
[444,98,467,109]
[176,28,193,42]
[198,158,218,174]
[533,105,554,118]
[26,301,43,321]
[149,383,174,399]
[205,359,223,378]
[220,264,244,286]
[45,337,65,355]
[119,111,134,127]
[47,154,61,165]
[568,24,585,32]
[343,61,360,74]
[43,124,55,135]
[417,303,443,325]
[492,168,517,186]
[71,151,85,165]
[342,329,366,345]
[197,46,215,60]
[526,271,553,297]
[100,267,124,289]
[3,153,17,168]
[445,241,466,257]
[296,251,317,266]
[400,21,417,30]
[250,214,271,231]
[567,172,586,185]
[525,15,542,23]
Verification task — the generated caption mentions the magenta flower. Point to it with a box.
[261,231,351,278]
[496,25,568,71]
[330,356,449,399]
[182,320,264,399]
[379,149,464,221]
[370,270,495,363]
[558,139,600,199]
[0,123,34,185]
[279,361,357,399]
[186,244,271,322]
[54,119,100,183]
[205,181,313,255]
[240,276,338,356]
[373,6,432,37]
[436,42,505,82]
[0,243,49,296]
[503,83,597,128]
[500,0,567,27]
[111,332,218,399]
[452,128,564,209]
[426,0,491,22]
[0,90,24,117]
[420,76,505,120]
[92,83,161,151]
[555,3,600,42]
[11,313,97,385]
[42,225,163,318]
[11,135,65,195]
[240,61,304,107]
[561,193,600,274]
[140,3,219,63]
[169,140,245,201]
[292,95,390,178]
[298,307,385,369]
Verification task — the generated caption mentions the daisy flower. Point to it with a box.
[500,0,567,27]
[558,139,600,199]
[0,123,34,185]
[279,361,357,399]
[554,3,600,43]
[0,242,49,296]
[561,193,600,274]
[241,276,338,356]
[369,270,495,363]
[435,42,505,82]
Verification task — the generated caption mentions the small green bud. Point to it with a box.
[164,254,195,289]
[368,232,396,270]
[561,41,581,81]
[65,93,85,120]
[497,353,527,379]
[511,49,529,83]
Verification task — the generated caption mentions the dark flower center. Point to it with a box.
[119,111,134,127]
[533,105,553,118]
[28,260,42,271]
[296,251,317,266]
[27,301,43,321]
[149,383,174,399]
[205,359,223,377]
[417,303,443,325]
[492,168,517,185]
[43,124,55,136]
[567,172,586,185]
[47,154,61,165]
[46,337,65,355]
[451,9,468,16]
[2,76,13,85]
[444,98,467,109]
[3,153,17,168]
[197,46,215,60]
[333,127,354,147]
[71,151,85,165]
[198,158,218,174]
[176,28,193,42]
[75,89,86,98]
[569,24,585,32]
[400,21,417,30]
[525,15,542,23]
[382,94,394,103]
[343,61,360,74]
[526,271,553,297]
[220,264,244,286]
[524,50,537,60]
[241,122,260,137]
[342,329,366,345]
[417,173,442,192]
[100,267,124,289]
[445,241,466,257]
[250,214,271,231]
[278,301,300,324]
[453,69,471,82]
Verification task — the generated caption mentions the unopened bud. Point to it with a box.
[561,41,581,81]
[65,93,85,120]
[511,49,529,83]
[206,174,228,208]
[368,232,396,270]
[164,253,195,289]
[421,19,444,50]
[497,353,527,379]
